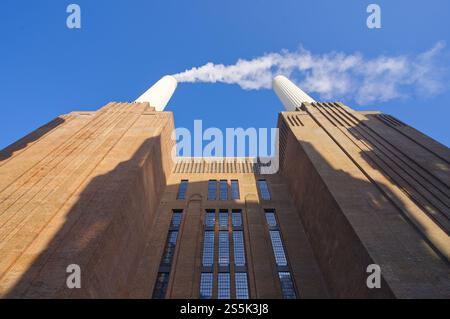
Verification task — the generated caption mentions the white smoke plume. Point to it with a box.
[173,42,447,105]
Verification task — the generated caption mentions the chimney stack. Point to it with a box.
[136,75,178,111]
[272,75,315,111]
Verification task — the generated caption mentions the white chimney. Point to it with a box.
[272,75,315,111]
[135,75,178,111]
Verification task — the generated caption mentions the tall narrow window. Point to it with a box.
[171,210,183,228]
[200,273,214,299]
[219,210,229,229]
[200,208,250,299]
[232,210,242,228]
[233,231,246,267]
[258,179,271,200]
[265,210,277,227]
[208,180,217,200]
[278,272,297,299]
[205,210,216,228]
[231,209,249,298]
[235,273,249,299]
[268,230,288,267]
[177,180,188,200]
[231,180,240,200]
[200,209,216,299]
[218,231,229,266]
[202,231,215,267]
[161,231,179,265]
[152,210,183,299]
[220,180,228,200]
[218,273,231,299]
[264,209,297,299]
[152,273,170,299]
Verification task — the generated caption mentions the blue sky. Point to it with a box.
[0,0,449,150]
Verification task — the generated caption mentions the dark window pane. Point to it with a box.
[233,231,246,266]
[171,212,183,228]
[208,180,217,200]
[218,231,229,266]
[152,272,170,299]
[278,272,297,299]
[152,211,183,299]
[200,273,214,299]
[220,180,228,200]
[177,180,188,200]
[218,273,231,299]
[231,180,240,200]
[258,179,271,200]
[202,231,215,267]
[161,231,178,265]
[269,231,288,267]
[265,211,277,227]
[219,211,229,228]
[235,273,249,299]
[205,210,216,227]
[232,211,242,228]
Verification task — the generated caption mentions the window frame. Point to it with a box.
[208,180,218,200]
[177,180,189,200]
[152,210,183,299]
[263,209,298,299]
[152,272,170,299]
[218,231,230,267]
[202,231,215,267]
[235,272,249,299]
[219,179,228,200]
[232,230,246,267]
[232,210,243,228]
[219,210,229,229]
[205,210,216,229]
[218,272,231,299]
[200,272,214,299]
[231,180,240,200]
[257,179,271,200]
[278,272,297,299]
[268,230,288,267]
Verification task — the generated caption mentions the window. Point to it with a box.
[220,180,228,200]
[235,273,249,299]
[233,231,246,266]
[161,231,178,265]
[202,231,215,267]
[278,272,297,299]
[269,231,288,267]
[208,180,217,200]
[218,273,231,299]
[200,208,250,299]
[177,180,188,200]
[201,210,216,298]
[205,210,216,228]
[257,179,271,200]
[152,210,183,299]
[231,180,240,200]
[232,210,242,228]
[219,210,229,229]
[152,272,170,299]
[200,273,214,299]
[171,211,183,228]
[218,231,229,266]
[263,209,297,298]
[265,210,277,227]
